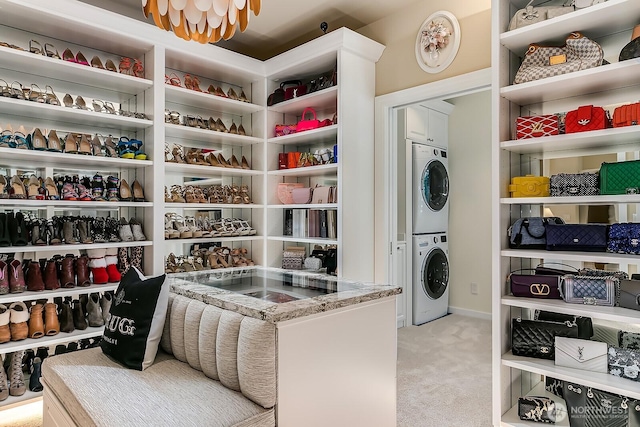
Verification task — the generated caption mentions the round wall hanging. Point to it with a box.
[415,11,461,74]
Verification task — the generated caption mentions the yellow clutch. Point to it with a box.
[509,175,550,198]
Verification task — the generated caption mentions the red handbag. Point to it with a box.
[282,80,307,100]
[613,102,640,127]
[274,124,297,137]
[565,105,610,133]
[516,115,559,139]
[296,108,321,132]
[278,153,288,170]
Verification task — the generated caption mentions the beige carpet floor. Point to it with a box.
[0,401,43,427]
[397,314,492,427]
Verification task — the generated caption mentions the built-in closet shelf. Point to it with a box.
[502,296,640,324]
[0,389,42,412]
[501,249,640,264]
[501,383,570,427]
[166,236,263,245]
[500,127,640,157]
[0,283,119,305]
[500,194,640,205]
[0,327,104,356]
[268,164,337,177]
[268,236,337,245]
[0,147,152,170]
[0,200,152,209]
[268,87,338,115]
[0,46,153,98]
[500,61,640,105]
[268,204,338,210]
[267,125,338,146]
[0,240,152,254]
[502,351,640,400]
[164,162,262,177]
[165,203,263,210]
[165,85,263,115]
[499,0,638,53]
[164,123,262,147]
[0,97,152,131]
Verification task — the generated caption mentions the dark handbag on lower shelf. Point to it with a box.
[585,387,629,427]
[511,317,578,360]
[608,223,640,255]
[550,172,599,197]
[560,275,618,306]
[545,223,608,252]
[600,160,640,195]
[545,376,564,398]
[509,270,562,299]
[509,217,565,249]
[518,396,557,423]
[619,279,640,311]
[535,310,593,339]
[563,382,586,427]
[535,262,579,276]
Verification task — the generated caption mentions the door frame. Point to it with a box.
[374,68,491,327]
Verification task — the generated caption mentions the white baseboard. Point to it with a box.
[448,306,491,320]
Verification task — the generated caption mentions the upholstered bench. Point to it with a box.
[41,293,277,427]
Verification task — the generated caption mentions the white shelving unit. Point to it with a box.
[492,1,640,425]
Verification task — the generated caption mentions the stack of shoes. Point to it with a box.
[164,215,256,240]
[165,184,252,204]
[0,350,27,399]
[117,246,144,275]
[165,247,255,273]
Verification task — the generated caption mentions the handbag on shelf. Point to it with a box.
[563,382,586,427]
[310,186,332,204]
[511,317,578,360]
[608,223,640,255]
[600,160,640,195]
[619,331,640,350]
[613,102,640,127]
[535,310,593,339]
[514,33,605,85]
[303,257,323,270]
[619,279,640,311]
[278,153,288,170]
[282,80,307,101]
[554,336,608,373]
[508,217,565,249]
[517,396,557,423]
[277,182,304,204]
[545,376,564,398]
[565,105,610,133]
[544,223,608,252]
[509,269,562,299]
[560,275,618,306]
[579,268,628,280]
[291,187,313,204]
[296,107,321,132]
[593,324,621,347]
[509,175,550,197]
[534,262,579,276]
[267,85,285,106]
[282,246,305,270]
[516,114,560,139]
[585,388,629,427]
[288,152,301,169]
[507,0,574,31]
[274,123,297,137]
[550,172,599,197]
[609,347,640,382]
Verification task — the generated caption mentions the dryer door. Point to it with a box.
[421,157,449,212]
[422,247,449,300]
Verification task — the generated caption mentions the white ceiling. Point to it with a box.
[83,0,415,59]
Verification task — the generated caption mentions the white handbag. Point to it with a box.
[574,0,606,8]
[554,337,608,373]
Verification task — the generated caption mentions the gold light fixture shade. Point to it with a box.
[142,0,261,43]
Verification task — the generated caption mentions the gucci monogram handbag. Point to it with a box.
[511,317,578,360]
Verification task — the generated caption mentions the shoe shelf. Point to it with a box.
[0,326,104,356]
[268,236,338,245]
[500,127,640,158]
[267,125,338,146]
[166,236,263,245]
[0,147,152,170]
[500,382,570,427]
[165,203,263,209]
[165,123,262,148]
[164,162,262,177]
[501,249,640,264]
[0,240,152,254]
[268,86,338,115]
[0,199,153,209]
[500,61,640,105]
[0,97,152,132]
[0,46,153,99]
[500,0,638,53]
[0,283,119,305]
[0,389,42,412]
[165,85,263,115]
[268,164,338,177]
[502,351,640,400]
[268,204,338,210]
[500,194,640,206]
[502,296,640,325]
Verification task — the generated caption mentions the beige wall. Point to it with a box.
[447,90,492,315]
[358,0,491,96]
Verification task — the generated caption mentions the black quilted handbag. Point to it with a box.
[545,223,608,252]
[535,310,593,339]
[608,223,640,255]
[511,318,578,360]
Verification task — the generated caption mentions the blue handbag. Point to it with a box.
[545,223,608,252]
[508,217,565,249]
[608,223,640,254]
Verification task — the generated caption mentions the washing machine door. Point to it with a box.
[422,247,449,300]
[421,157,449,212]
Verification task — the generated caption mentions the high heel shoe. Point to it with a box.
[29,128,47,150]
[9,175,26,199]
[78,134,92,155]
[227,87,239,100]
[132,180,145,202]
[119,179,133,201]
[105,59,117,73]
[217,153,231,168]
[216,118,228,133]
[238,123,246,136]
[104,135,118,157]
[27,84,44,103]
[90,56,105,69]
[239,90,249,103]
[44,177,59,200]
[47,130,62,152]
[26,176,44,200]
[29,40,44,55]
[75,51,89,66]
[230,155,241,169]
[241,155,250,170]
[63,133,78,153]
[75,95,87,110]
[62,48,75,63]
[91,135,105,156]
[229,122,238,135]
[63,93,73,107]
[44,85,60,105]
[44,43,60,59]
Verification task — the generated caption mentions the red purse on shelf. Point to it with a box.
[274,124,297,137]
[613,102,640,127]
[565,105,610,133]
[516,115,559,139]
[296,107,321,132]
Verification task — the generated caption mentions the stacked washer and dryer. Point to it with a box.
[411,138,450,325]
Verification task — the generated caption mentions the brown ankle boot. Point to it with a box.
[60,255,76,288]
[43,259,60,290]
[28,303,44,339]
[0,304,10,344]
[76,255,90,287]
[25,261,45,292]
[44,303,59,336]
[9,302,29,341]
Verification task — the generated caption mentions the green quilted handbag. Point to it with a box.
[600,160,640,195]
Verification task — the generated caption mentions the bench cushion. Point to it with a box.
[42,348,275,427]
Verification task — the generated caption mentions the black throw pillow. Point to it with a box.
[100,267,168,370]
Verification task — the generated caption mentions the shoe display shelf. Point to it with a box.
[491,0,640,424]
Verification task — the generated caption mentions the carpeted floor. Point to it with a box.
[397,314,492,427]
[1,401,43,427]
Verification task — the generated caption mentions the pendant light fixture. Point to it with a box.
[142,0,261,43]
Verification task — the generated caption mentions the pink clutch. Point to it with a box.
[291,187,313,204]
[277,183,304,204]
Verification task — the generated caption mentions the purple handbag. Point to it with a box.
[608,223,640,254]
[509,269,563,299]
[545,223,608,252]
